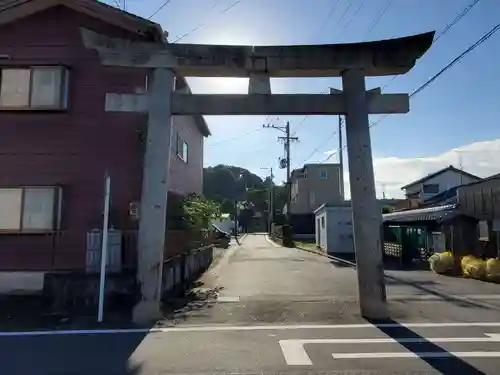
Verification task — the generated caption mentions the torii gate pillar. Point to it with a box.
[342,69,387,318]
[133,68,175,323]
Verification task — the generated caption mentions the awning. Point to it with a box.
[383,204,461,223]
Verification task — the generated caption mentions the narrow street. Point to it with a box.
[2,234,500,374]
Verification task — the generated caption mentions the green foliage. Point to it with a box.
[382,205,393,214]
[182,194,221,232]
[203,164,287,218]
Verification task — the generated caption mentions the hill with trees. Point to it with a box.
[203,164,287,219]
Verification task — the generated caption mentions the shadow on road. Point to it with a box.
[323,254,495,311]
[370,318,487,375]
[159,281,221,325]
[1,331,148,375]
[384,274,495,311]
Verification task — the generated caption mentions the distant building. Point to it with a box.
[289,163,344,214]
[401,165,481,203]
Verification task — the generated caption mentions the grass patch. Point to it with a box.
[294,241,317,250]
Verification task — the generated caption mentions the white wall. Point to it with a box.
[315,206,354,254]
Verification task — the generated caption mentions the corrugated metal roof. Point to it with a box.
[382,204,460,223]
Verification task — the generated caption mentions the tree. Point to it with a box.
[381,205,393,214]
[203,164,288,225]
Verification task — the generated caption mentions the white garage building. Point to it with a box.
[314,203,354,255]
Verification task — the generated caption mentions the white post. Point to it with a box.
[97,172,111,323]
[342,69,388,319]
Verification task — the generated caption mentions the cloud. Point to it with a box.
[335,138,500,199]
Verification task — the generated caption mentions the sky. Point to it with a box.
[106,0,500,198]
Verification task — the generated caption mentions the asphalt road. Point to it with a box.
[2,234,500,375]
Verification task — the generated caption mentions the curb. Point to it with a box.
[294,245,357,268]
[266,236,357,268]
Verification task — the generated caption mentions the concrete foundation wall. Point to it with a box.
[0,272,45,295]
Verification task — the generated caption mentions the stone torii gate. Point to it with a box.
[81,29,434,324]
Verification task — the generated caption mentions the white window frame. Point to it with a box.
[0,66,69,110]
[0,186,62,233]
[176,133,188,163]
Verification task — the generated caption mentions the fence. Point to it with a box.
[162,245,214,298]
[0,230,139,272]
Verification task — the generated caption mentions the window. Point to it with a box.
[176,134,188,162]
[319,170,328,180]
[321,216,325,228]
[422,184,439,194]
[0,187,62,232]
[0,66,68,110]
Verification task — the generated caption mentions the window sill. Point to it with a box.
[176,153,188,163]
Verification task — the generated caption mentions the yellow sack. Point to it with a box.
[486,258,500,282]
[440,252,454,270]
[429,253,453,274]
[461,255,476,270]
[464,259,486,280]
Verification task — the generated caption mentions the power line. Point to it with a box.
[290,115,309,137]
[172,0,244,43]
[206,128,264,147]
[337,1,354,26]
[363,0,394,39]
[299,129,340,165]
[314,0,342,38]
[337,2,365,36]
[381,0,482,90]
[148,0,174,19]
[322,21,500,163]
[434,0,482,43]
[410,22,500,98]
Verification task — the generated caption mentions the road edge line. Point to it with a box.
[2,322,500,336]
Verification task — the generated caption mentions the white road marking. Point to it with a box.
[280,334,500,365]
[1,322,500,337]
[265,235,280,247]
[217,296,241,302]
[332,351,500,359]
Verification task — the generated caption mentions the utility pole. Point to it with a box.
[263,120,298,216]
[457,150,464,185]
[338,115,345,200]
[261,167,274,234]
[330,88,345,201]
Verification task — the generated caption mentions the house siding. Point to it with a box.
[0,6,204,271]
[170,116,204,196]
[404,170,480,202]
